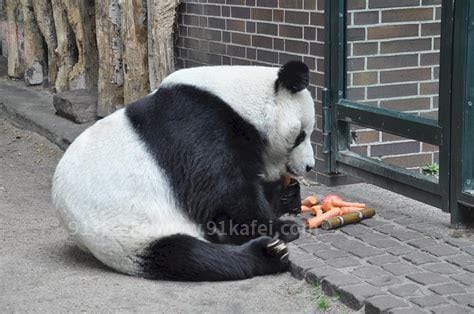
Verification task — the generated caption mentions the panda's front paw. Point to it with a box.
[245,236,290,274]
[273,219,300,243]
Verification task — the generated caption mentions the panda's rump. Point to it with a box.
[52,109,202,273]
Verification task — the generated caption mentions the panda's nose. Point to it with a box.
[306,165,313,172]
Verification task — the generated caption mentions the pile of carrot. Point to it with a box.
[301,194,367,228]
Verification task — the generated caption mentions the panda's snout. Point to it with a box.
[306,165,313,172]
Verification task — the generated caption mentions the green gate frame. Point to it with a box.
[322,0,474,226]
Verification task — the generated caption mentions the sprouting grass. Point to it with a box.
[318,298,330,311]
[313,284,331,312]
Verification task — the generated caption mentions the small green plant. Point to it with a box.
[422,162,439,177]
[313,284,331,312]
[318,298,330,311]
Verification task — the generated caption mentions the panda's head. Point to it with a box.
[161,61,315,181]
[263,61,315,180]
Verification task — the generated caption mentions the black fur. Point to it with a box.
[126,84,299,280]
[139,234,289,281]
[275,61,310,94]
[263,178,301,217]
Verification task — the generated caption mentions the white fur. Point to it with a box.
[52,65,315,276]
[52,109,202,275]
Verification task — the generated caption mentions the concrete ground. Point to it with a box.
[0,118,350,313]
[1,63,473,313]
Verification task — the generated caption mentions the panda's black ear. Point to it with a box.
[275,61,309,94]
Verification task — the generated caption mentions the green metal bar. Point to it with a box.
[450,0,474,226]
[337,99,443,146]
[329,0,347,173]
[337,151,443,209]
[437,0,454,212]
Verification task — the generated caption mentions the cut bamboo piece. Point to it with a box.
[321,208,376,230]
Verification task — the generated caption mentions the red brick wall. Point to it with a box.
[346,0,441,172]
[174,0,327,170]
[174,0,442,174]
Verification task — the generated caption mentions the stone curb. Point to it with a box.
[0,80,90,151]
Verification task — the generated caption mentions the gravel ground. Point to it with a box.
[0,118,353,313]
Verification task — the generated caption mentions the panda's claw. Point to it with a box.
[266,239,288,259]
[280,251,289,261]
[266,239,281,249]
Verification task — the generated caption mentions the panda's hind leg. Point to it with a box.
[138,234,289,281]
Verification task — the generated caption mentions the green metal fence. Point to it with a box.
[322,0,474,226]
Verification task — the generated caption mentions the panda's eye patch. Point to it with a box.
[293,131,306,148]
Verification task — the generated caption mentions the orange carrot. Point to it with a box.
[321,194,365,212]
[302,195,318,207]
[301,205,312,213]
[313,205,323,217]
[306,207,341,228]
[340,206,366,215]
[331,200,366,209]
[309,205,323,216]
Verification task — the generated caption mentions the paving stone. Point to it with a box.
[370,238,403,249]
[381,262,419,276]
[298,242,332,254]
[313,249,349,260]
[393,216,425,226]
[461,246,474,256]
[432,305,471,314]
[449,293,474,307]
[351,265,390,279]
[361,217,389,227]
[305,266,342,285]
[354,232,387,243]
[367,254,401,266]
[445,254,474,268]
[365,295,408,314]
[378,211,409,220]
[451,272,474,286]
[339,224,371,236]
[429,283,466,295]
[445,238,474,248]
[407,238,439,249]
[406,222,434,233]
[373,224,398,235]
[289,254,326,280]
[406,272,450,285]
[421,262,460,275]
[332,239,364,250]
[368,275,404,287]
[390,229,424,242]
[402,252,439,265]
[463,264,474,273]
[347,245,384,258]
[330,256,361,269]
[321,273,361,289]
[388,283,423,298]
[421,244,459,257]
[386,245,416,256]
[389,307,429,314]
[410,295,449,307]
[338,284,386,310]
[291,233,315,246]
[316,233,349,244]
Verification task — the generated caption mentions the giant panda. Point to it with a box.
[52,61,315,281]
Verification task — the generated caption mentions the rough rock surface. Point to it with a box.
[53,89,97,124]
